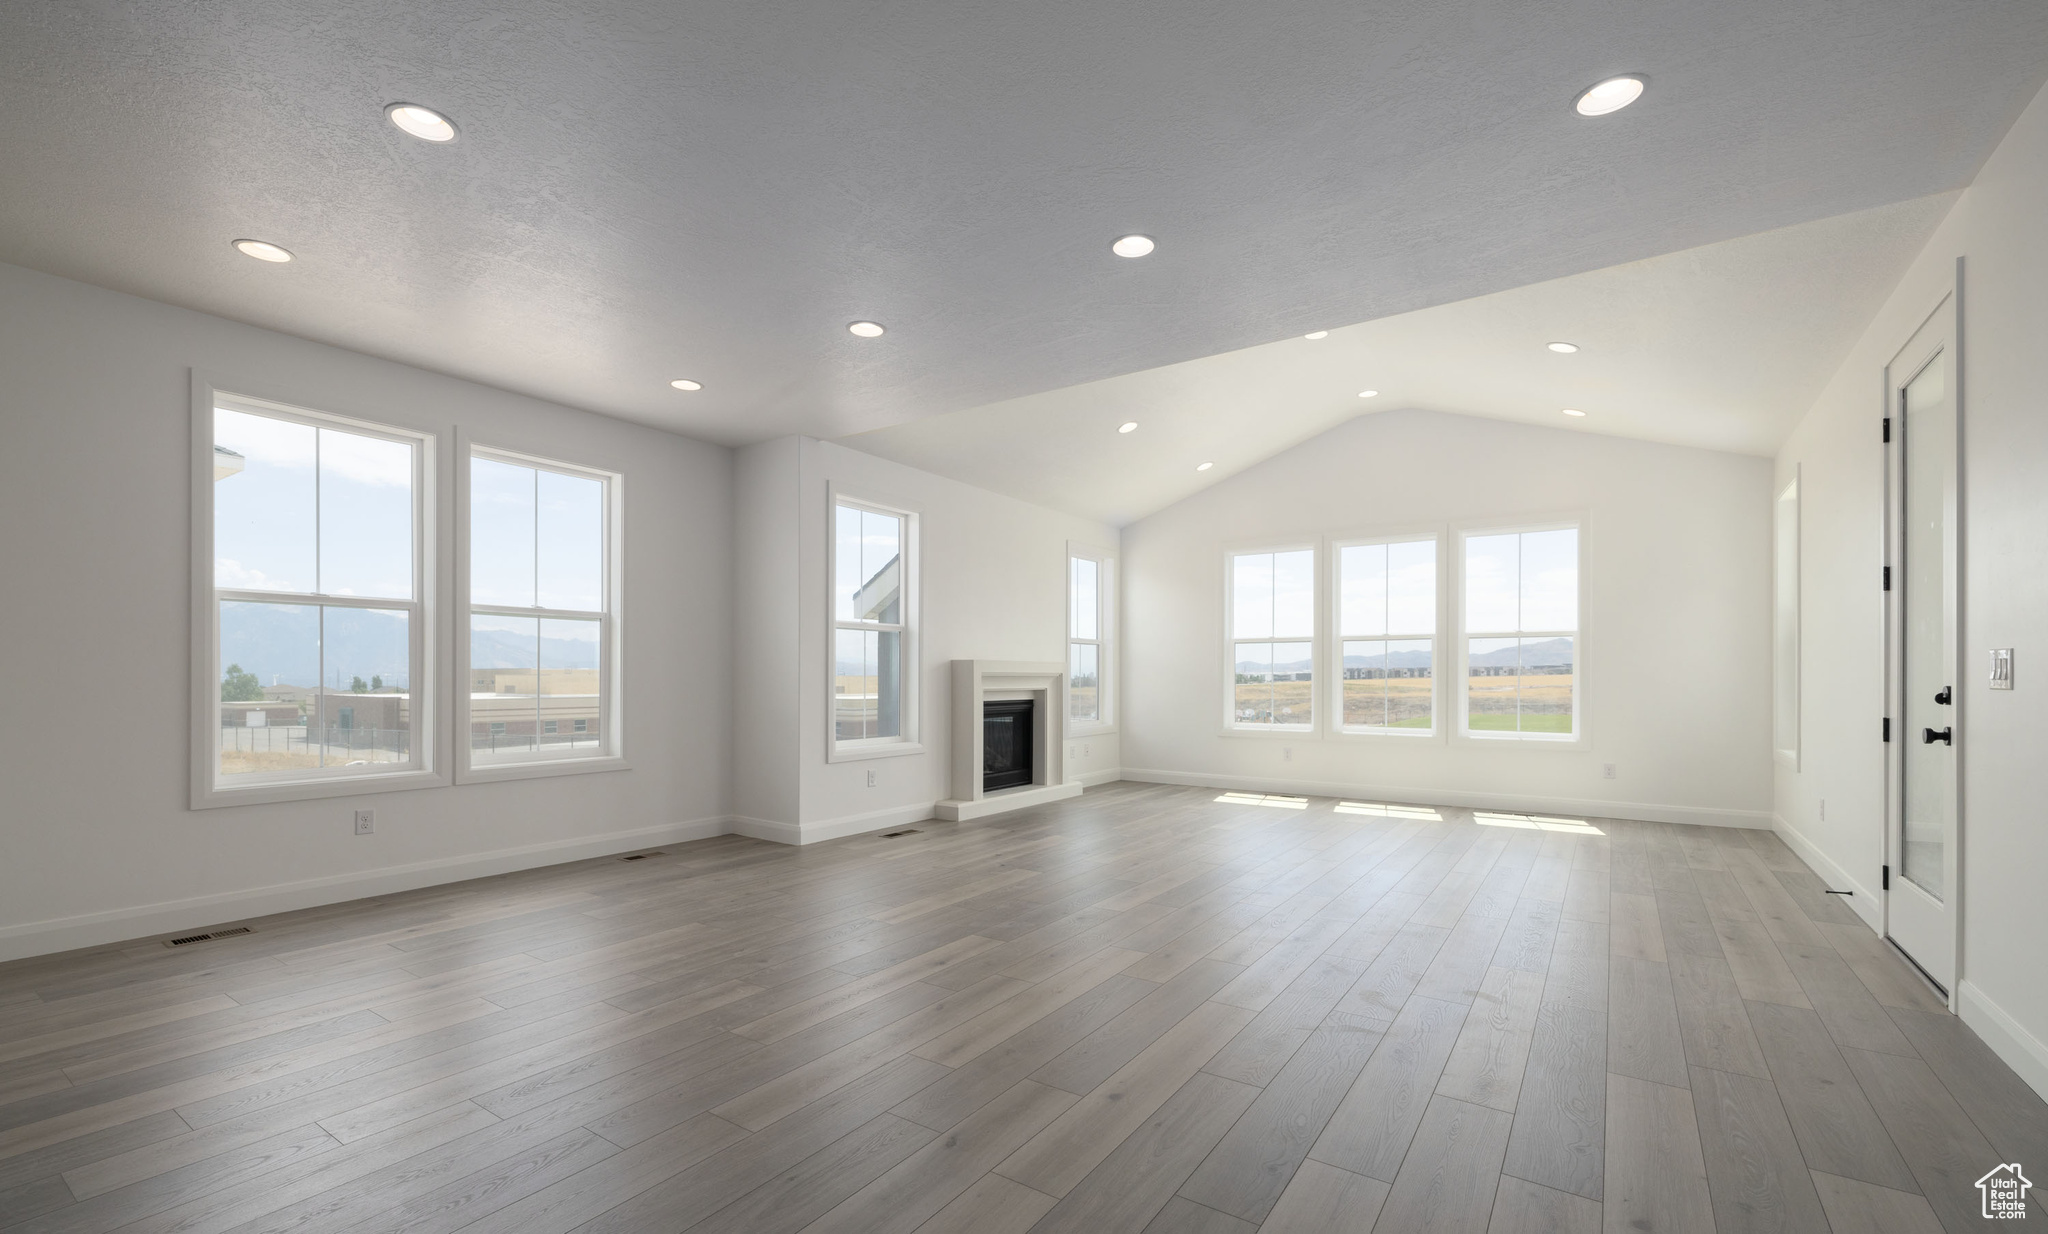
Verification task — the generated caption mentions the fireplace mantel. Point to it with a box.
[934,660,1083,822]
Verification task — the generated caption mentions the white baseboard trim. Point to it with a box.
[1771,813,1881,932]
[1959,980,2048,1105]
[0,816,735,964]
[729,815,802,845]
[1119,768,1771,830]
[1071,768,1124,788]
[795,801,939,845]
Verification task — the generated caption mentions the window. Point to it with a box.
[833,499,917,751]
[1774,473,1799,766]
[1229,549,1315,729]
[1069,549,1113,728]
[201,393,431,802]
[1338,538,1436,734]
[1462,526,1578,738]
[465,448,618,772]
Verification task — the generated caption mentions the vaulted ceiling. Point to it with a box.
[843,195,1955,524]
[1,0,2043,451]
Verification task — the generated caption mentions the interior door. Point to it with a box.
[1888,303,1957,992]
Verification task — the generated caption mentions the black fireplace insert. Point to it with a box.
[983,698,1035,792]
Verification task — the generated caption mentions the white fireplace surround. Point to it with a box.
[935,660,1083,822]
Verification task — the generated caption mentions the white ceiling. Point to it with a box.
[0,1,2042,447]
[842,194,1955,524]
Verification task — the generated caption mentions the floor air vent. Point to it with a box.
[620,852,666,861]
[164,926,253,947]
[881,830,921,838]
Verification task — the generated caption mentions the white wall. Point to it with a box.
[0,261,734,960]
[733,437,802,830]
[1121,409,1773,828]
[1775,77,2048,1097]
[730,438,1122,843]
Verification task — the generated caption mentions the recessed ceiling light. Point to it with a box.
[386,103,458,143]
[1303,331,1329,340]
[1357,389,1379,399]
[1562,408,1587,417]
[1118,421,1138,433]
[1573,75,1646,117]
[232,239,293,263]
[1196,462,1214,471]
[847,321,886,338]
[669,379,703,391]
[1111,234,1155,259]
[1547,341,1580,354]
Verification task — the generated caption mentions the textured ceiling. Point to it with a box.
[0,1,2043,447]
[842,195,1956,524]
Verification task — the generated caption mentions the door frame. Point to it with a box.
[1881,262,1964,1007]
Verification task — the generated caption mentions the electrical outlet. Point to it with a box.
[354,809,375,835]
[1283,747,1293,761]
[1083,743,1092,757]
[866,769,877,788]
[1820,799,1826,821]
[1601,763,1617,780]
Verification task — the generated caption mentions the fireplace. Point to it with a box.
[936,660,1079,821]
[982,698,1035,792]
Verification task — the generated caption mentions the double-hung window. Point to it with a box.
[1069,549,1112,729]
[1228,549,1315,730]
[1338,537,1437,734]
[200,392,432,803]
[833,499,917,752]
[465,448,620,773]
[1462,526,1578,739]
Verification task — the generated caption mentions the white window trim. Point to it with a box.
[1222,543,1320,737]
[1067,540,1116,736]
[454,435,627,784]
[1773,469,1801,769]
[1328,527,1444,740]
[1451,515,1589,750]
[827,489,923,761]
[189,372,444,808]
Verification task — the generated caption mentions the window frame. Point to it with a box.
[827,490,923,761]
[1452,516,1588,748]
[1222,543,1320,737]
[1067,541,1116,735]
[455,437,626,784]
[1773,470,1800,769]
[1329,528,1444,740]
[189,374,442,808]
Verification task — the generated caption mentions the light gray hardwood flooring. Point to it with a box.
[1,783,2041,1232]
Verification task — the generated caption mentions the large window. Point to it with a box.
[201,393,430,802]
[465,448,618,772]
[1229,549,1315,729]
[1338,537,1436,734]
[1069,549,1112,729]
[1462,526,1578,739]
[833,499,916,751]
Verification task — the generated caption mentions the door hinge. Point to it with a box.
[1882,864,1890,891]
[1883,417,1891,443]
[1882,717,1891,742]
[1883,566,1891,591]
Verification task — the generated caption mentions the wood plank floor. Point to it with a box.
[2,782,2042,1233]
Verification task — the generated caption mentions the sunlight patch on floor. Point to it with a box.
[1215,791,1310,810]
[1473,811,1604,834]
[1335,801,1443,821]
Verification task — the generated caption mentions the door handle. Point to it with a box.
[1923,727,1952,745]
[1935,687,1952,705]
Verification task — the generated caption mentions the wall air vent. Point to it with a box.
[163,926,253,947]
